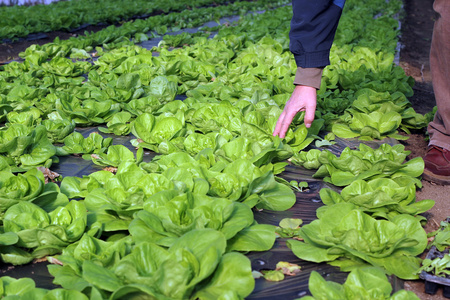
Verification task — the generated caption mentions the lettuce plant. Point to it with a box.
[89,145,143,167]
[332,111,406,141]
[6,108,42,127]
[142,151,296,210]
[123,95,164,116]
[0,168,69,218]
[292,144,424,187]
[320,178,434,221]
[83,163,175,231]
[98,111,134,136]
[56,97,120,126]
[56,132,113,157]
[287,203,427,280]
[0,276,91,300]
[49,229,254,300]
[131,113,186,153]
[346,88,427,133]
[42,118,76,144]
[0,124,57,170]
[129,191,276,251]
[302,267,419,300]
[2,200,86,264]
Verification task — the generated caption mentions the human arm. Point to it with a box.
[273,0,345,138]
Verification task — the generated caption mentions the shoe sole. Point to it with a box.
[422,169,450,185]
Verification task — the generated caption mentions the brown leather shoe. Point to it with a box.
[423,145,450,185]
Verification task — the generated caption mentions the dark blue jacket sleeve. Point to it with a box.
[290,0,345,68]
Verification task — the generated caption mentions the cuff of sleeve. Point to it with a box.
[293,67,324,90]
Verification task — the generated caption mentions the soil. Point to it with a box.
[399,0,449,298]
[0,0,448,298]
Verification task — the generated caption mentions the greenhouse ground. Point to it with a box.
[0,0,448,298]
[398,0,448,298]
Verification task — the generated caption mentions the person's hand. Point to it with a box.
[273,85,317,139]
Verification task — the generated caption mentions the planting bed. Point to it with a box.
[0,0,447,299]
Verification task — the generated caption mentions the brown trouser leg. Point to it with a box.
[428,0,450,150]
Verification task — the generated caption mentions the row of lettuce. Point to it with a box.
[15,0,290,60]
[0,0,434,299]
[0,0,240,41]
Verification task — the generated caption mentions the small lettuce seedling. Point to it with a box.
[290,180,309,192]
[417,254,450,277]
[427,218,450,251]
[314,132,336,148]
[275,218,303,238]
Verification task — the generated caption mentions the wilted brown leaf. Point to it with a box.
[36,167,60,184]
[275,261,301,276]
[103,167,118,173]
